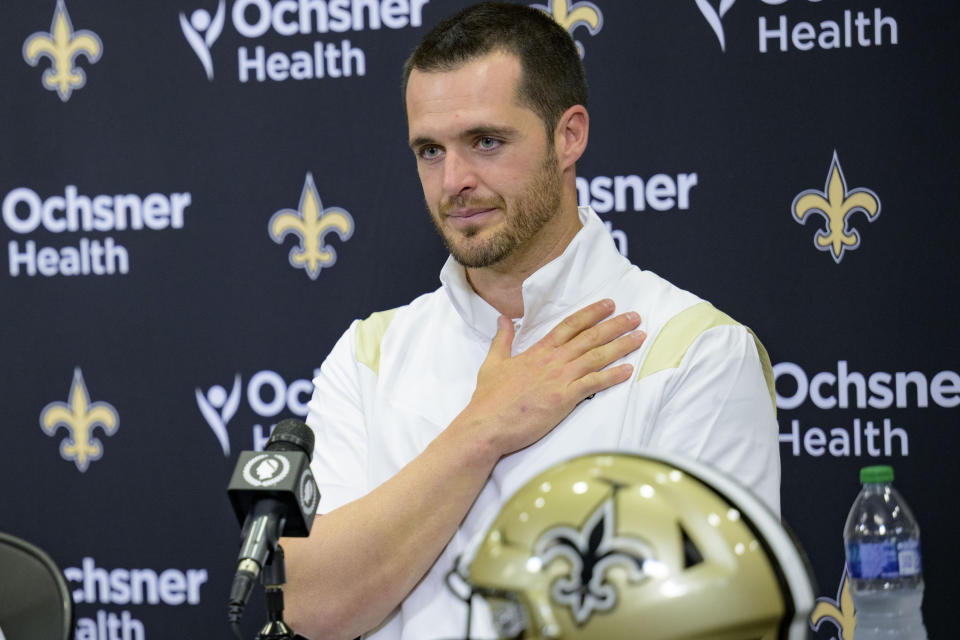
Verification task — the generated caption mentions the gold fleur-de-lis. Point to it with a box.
[23,0,103,102]
[534,0,603,58]
[793,151,881,263]
[810,570,856,640]
[40,368,119,472]
[269,173,355,280]
[535,496,651,623]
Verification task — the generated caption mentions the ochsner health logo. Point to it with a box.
[178,0,431,83]
[179,1,226,80]
[695,0,899,54]
[196,369,317,456]
[695,0,736,52]
[195,373,241,455]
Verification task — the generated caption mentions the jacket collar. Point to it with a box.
[439,207,632,341]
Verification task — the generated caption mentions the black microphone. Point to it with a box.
[227,418,320,624]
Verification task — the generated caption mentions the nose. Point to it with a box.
[441,150,477,197]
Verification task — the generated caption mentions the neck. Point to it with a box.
[465,191,581,318]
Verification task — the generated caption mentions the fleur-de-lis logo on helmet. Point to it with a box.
[532,0,603,58]
[40,368,119,472]
[535,496,653,623]
[457,453,816,639]
[23,0,102,102]
[792,151,881,263]
[810,568,856,639]
[269,173,355,279]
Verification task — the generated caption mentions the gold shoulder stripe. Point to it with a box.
[354,308,399,375]
[637,301,775,409]
[745,327,776,410]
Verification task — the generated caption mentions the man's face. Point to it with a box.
[405,51,563,269]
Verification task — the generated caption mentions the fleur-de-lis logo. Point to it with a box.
[531,0,603,58]
[695,0,737,52]
[40,368,119,472]
[23,0,103,102]
[810,568,856,639]
[535,497,652,624]
[269,173,355,280]
[792,152,881,263]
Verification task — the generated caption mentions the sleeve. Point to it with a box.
[644,320,781,516]
[306,319,370,514]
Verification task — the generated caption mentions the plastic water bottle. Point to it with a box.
[843,465,927,639]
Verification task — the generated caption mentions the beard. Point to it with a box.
[431,150,563,269]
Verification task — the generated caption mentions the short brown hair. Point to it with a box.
[403,2,588,138]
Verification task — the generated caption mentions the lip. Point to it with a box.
[444,207,499,228]
[446,207,497,219]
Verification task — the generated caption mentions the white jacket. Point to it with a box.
[307,206,780,639]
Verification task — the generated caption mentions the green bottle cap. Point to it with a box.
[860,465,894,483]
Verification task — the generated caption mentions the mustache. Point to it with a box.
[438,194,504,216]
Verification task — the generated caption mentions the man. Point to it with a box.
[283,3,779,639]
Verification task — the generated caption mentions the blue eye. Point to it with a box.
[420,145,441,160]
[477,136,500,150]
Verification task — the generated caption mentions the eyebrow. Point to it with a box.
[408,135,435,150]
[408,125,521,150]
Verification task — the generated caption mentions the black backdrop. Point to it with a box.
[2,1,957,638]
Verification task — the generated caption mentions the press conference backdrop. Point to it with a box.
[1,0,956,637]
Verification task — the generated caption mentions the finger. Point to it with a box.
[542,299,616,348]
[561,311,642,360]
[569,329,646,379]
[569,362,635,400]
[485,315,515,364]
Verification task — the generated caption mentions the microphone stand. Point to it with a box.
[256,545,310,640]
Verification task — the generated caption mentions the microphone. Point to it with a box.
[227,418,320,624]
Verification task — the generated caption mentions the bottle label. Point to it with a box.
[846,539,922,579]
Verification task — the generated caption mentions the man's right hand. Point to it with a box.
[283,300,645,640]
[460,298,645,458]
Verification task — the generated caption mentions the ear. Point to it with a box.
[553,105,589,170]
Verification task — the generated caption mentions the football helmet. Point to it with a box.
[447,452,815,639]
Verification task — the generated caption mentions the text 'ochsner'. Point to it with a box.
[2,185,192,277]
[65,557,208,639]
[775,360,958,459]
[230,0,430,83]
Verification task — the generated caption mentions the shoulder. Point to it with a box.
[351,288,447,374]
[639,300,747,377]
[625,271,774,405]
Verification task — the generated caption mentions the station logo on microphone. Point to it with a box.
[243,452,292,486]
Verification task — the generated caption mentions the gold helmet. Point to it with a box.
[448,452,815,639]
